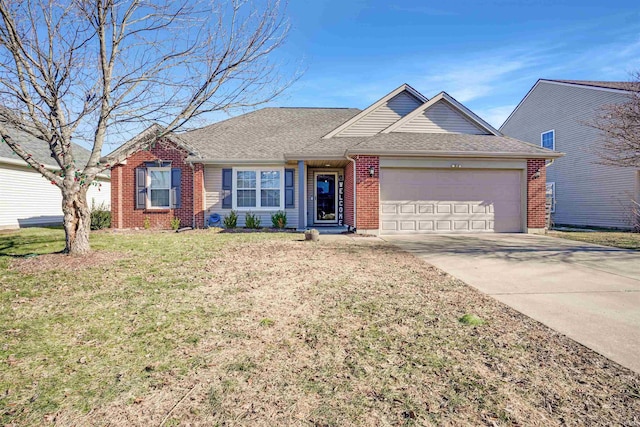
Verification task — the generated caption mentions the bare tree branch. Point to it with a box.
[591,72,640,167]
[0,0,296,253]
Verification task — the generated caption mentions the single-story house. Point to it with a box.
[500,79,638,229]
[0,124,111,229]
[107,84,561,234]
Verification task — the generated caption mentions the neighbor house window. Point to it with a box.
[546,182,555,213]
[541,130,555,150]
[233,168,283,209]
[148,167,171,208]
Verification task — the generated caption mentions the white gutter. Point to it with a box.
[0,156,111,179]
[187,158,285,165]
[345,150,564,159]
[345,153,357,232]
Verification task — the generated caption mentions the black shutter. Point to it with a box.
[171,168,181,208]
[135,167,146,210]
[284,168,294,208]
[222,168,232,208]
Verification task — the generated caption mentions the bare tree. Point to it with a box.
[0,0,293,254]
[593,72,640,167]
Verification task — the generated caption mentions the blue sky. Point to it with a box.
[266,0,640,127]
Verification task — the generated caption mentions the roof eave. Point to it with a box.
[345,149,565,159]
[186,158,286,165]
[0,156,112,178]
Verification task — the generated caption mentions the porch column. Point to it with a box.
[298,160,306,230]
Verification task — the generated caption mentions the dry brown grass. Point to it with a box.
[1,229,639,426]
[548,230,640,250]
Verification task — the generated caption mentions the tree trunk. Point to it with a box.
[62,186,91,255]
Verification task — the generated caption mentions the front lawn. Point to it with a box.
[547,229,640,250]
[1,228,639,425]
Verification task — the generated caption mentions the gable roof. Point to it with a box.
[104,123,201,162]
[500,78,638,131]
[322,83,428,139]
[110,84,563,163]
[382,92,500,135]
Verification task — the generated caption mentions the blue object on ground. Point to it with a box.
[208,213,221,227]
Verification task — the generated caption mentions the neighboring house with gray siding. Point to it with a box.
[501,79,639,229]
[108,83,560,234]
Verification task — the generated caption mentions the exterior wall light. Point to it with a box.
[368,166,375,177]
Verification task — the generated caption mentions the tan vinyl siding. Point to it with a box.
[501,82,637,228]
[336,91,422,137]
[204,165,299,228]
[0,162,111,229]
[394,100,488,134]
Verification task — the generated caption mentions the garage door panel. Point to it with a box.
[380,169,522,234]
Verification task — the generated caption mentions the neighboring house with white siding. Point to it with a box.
[108,83,560,234]
[501,79,638,229]
[0,125,111,229]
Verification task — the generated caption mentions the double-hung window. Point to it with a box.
[541,130,555,150]
[148,167,171,208]
[233,168,283,209]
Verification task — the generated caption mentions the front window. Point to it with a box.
[234,169,282,209]
[541,130,555,150]
[237,171,257,207]
[149,167,171,208]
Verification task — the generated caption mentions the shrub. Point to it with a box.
[90,201,111,230]
[271,210,287,229]
[170,217,181,231]
[223,210,238,229]
[245,212,261,229]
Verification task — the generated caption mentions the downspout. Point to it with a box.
[345,152,357,232]
[189,162,196,229]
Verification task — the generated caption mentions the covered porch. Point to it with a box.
[288,158,354,231]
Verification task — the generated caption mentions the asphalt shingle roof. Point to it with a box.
[0,123,95,167]
[179,107,558,160]
[182,108,361,160]
[548,80,640,91]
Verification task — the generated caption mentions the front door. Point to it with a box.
[315,172,338,223]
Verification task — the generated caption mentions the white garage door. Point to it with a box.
[380,168,522,234]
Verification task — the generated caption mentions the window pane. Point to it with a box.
[260,171,280,189]
[237,171,256,189]
[237,189,256,207]
[261,189,280,207]
[542,132,554,149]
[150,170,170,189]
[150,189,170,207]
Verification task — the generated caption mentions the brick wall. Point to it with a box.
[527,159,547,229]
[110,139,204,229]
[354,155,379,230]
[344,160,354,227]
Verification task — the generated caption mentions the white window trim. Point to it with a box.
[541,129,555,151]
[147,166,172,209]
[546,181,556,213]
[232,167,285,211]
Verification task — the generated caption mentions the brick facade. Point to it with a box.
[527,159,547,229]
[110,139,204,229]
[354,155,379,230]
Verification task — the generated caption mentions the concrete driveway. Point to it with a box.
[384,234,640,373]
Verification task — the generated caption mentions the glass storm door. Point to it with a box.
[315,172,338,223]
